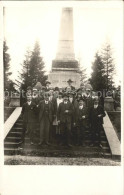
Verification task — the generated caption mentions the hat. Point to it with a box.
[62,93,68,98]
[94,98,99,103]
[68,91,75,96]
[34,82,42,91]
[79,97,85,102]
[45,80,51,85]
[44,92,50,97]
[77,88,82,93]
[54,87,59,91]
[58,92,63,96]
[27,86,32,91]
[67,79,73,83]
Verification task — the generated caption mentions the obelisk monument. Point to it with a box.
[48,7,80,88]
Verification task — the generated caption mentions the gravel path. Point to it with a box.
[4,155,120,166]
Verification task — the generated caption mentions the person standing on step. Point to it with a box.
[20,95,37,146]
[52,91,63,144]
[57,93,74,147]
[89,99,106,147]
[38,93,54,146]
[74,98,88,146]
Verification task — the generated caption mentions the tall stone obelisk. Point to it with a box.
[48,7,80,88]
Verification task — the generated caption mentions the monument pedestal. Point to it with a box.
[9,97,20,107]
[48,70,80,88]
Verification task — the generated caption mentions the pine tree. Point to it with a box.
[80,67,87,86]
[17,49,32,91]
[3,41,12,90]
[90,52,106,91]
[29,41,47,87]
[18,41,47,91]
[101,43,115,90]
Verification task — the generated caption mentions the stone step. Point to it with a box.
[14,123,23,126]
[4,147,112,158]
[4,140,110,153]
[4,142,21,148]
[4,148,20,155]
[9,132,22,137]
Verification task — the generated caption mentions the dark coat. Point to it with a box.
[74,105,89,126]
[39,100,53,123]
[21,102,37,123]
[83,95,94,109]
[51,97,58,115]
[57,101,73,123]
[89,105,106,125]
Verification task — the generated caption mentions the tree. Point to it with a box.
[3,40,12,90]
[18,41,48,91]
[101,43,115,90]
[29,41,47,86]
[17,49,32,91]
[89,52,106,91]
[80,67,87,87]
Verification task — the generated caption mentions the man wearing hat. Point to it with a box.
[74,98,88,146]
[83,88,94,112]
[45,80,51,92]
[65,79,75,91]
[38,92,54,145]
[52,91,63,144]
[20,95,37,146]
[89,99,106,147]
[57,93,73,147]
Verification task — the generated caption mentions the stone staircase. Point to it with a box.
[4,115,112,158]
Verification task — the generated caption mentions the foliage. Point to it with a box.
[101,43,115,90]
[89,52,106,91]
[3,41,12,90]
[17,41,48,91]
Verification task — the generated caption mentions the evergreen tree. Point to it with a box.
[101,43,115,90]
[90,52,106,91]
[18,41,47,91]
[3,41,12,90]
[29,41,47,87]
[80,67,87,86]
[18,49,32,91]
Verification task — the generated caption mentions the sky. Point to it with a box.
[3,1,123,86]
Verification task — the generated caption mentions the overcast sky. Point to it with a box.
[3,1,123,86]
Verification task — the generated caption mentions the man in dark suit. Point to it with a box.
[83,89,94,109]
[39,93,54,145]
[89,99,106,147]
[57,93,73,147]
[20,95,37,145]
[74,98,88,146]
[45,80,51,92]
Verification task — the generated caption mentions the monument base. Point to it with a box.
[104,97,114,111]
[48,71,80,88]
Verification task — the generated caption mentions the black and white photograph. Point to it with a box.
[3,1,122,168]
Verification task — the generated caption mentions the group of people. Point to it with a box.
[20,80,106,148]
